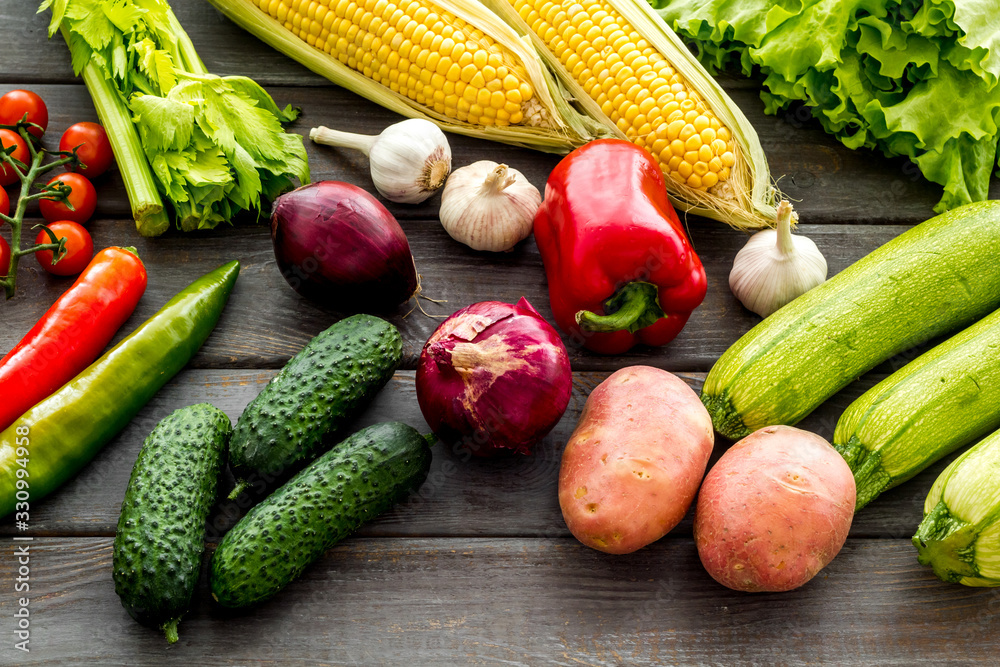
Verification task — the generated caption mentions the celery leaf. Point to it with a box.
[130,93,194,151]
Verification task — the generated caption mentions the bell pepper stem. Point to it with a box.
[575,281,666,334]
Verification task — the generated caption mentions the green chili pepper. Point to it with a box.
[0,261,240,518]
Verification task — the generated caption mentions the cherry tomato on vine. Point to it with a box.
[0,90,48,138]
[0,188,9,218]
[60,122,113,177]
[0,129,28,187]
[39,172,97,225]
[0,236,9,278]
[35,220,93,276]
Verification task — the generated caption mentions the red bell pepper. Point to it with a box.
[534,139,707,355]
[0,246,147,432]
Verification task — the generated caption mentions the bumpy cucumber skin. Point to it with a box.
[211,422,432,608]
[702,201,1000,439]
[229,315,402,486]
[113,404,231,642]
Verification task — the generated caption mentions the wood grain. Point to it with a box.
[2,1,999,662]
[2,81,988,226]
[0,369,951,541]
[1,536,995,665]
[2,218,941,372]
[0,2,325,87]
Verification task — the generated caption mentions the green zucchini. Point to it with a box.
[835,308,1000,510]
[113,404,232,643]
[702,201,1000,440]
[228,314,402,498]
[211,422,432,608]
[913,428,1000,586]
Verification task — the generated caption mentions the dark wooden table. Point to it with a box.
[2,2,999,664]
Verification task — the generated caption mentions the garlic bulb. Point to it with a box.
[439,161,541,252]
[729,200,827,317]
[310,119,451,204]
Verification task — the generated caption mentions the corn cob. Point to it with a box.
[209,0,779,230]
[256,0,548,127]
[208,0,608,151]
[914,428,1000,586]
[508,0,735,191]
[487,0,777,229]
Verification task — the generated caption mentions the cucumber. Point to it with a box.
[835,307,1000,510]
[113,404,231,643]
[228,314,402,498]
[210,422,432,608]
[702,201,1000,440]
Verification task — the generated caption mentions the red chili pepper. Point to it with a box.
[0,246,147,432]
[534,139,708,355]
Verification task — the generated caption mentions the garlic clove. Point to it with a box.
[311,118,451,204]
[439,160,541,252]
[729,200,828,317]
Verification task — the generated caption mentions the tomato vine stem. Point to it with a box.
[0,121,80,299]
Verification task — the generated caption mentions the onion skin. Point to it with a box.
[416,298,572,457]
[271,181,418,310]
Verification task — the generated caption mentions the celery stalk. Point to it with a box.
[165,8,208,75]
[59,26,170,237]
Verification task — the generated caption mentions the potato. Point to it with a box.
[694,425,855,592]
[558,366,714,554]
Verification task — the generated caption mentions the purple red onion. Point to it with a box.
[416,297,572,457]
[270,181,418,310]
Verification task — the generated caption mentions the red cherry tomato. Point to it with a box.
[39,172,97,225]
[0,235,9,278]
[60,122,114,177]
[35,220,94,276]
[0,129,28,187]
[0,90,48,138]
[0,188,8,218]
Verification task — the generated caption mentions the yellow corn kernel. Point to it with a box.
[509,0,735,187]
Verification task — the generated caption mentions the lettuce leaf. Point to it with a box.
[652,0,1000,212]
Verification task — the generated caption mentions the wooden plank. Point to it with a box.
[0,369,952,540]
[4,81,991,226]
[0,535,995,665]
[0,1,327,87]
[2,219,933,372]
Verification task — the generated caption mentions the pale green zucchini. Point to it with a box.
[701,200,1000,440]
[913,429,1000,586]
[834,308,1000,510]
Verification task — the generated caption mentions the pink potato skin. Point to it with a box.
[559,366,714,554]
[694,425,856,592]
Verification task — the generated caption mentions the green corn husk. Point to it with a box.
[914,429,1000,586]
